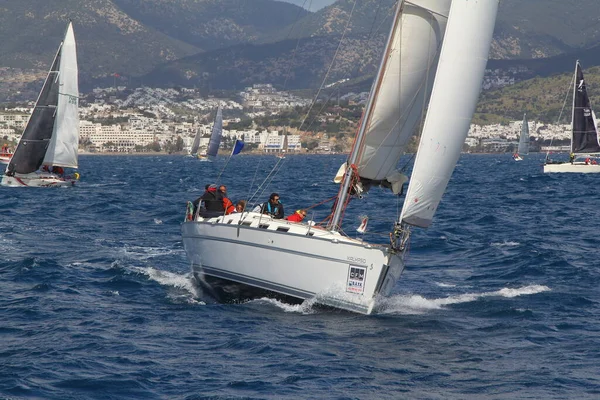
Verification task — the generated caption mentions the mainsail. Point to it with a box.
[7,44,62,175]
[517,113,529,155]
[400,0,499,228]
[571,61,600,154]
[44,22,79,169]
[206,106,223,158]
[355,0,452,189]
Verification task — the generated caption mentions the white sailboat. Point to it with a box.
[2,22,80,187]
[198,105,223,161]
[544,61,600,173]
[181,0,498,314]
[513,113,529,161]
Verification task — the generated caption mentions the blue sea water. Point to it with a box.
[1,153,599,399]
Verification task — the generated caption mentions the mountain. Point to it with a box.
[0,0,199,79]
[111,0,309,52]
[140,34,385,90]
[2,0,600,97]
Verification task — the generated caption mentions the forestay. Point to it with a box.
[44,22,79,169]
[355,0,452,186]
[206,106,223,158]
[400,0,499,228]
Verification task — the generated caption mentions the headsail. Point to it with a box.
[44,22,79,169]
[517,113,529,155]
[190,127,201,155]
[206,106,223,159]
[355,0,452,191]
[571,61,600,154]
[400,0,499,228]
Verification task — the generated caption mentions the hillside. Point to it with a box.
[140,34,385,90]
[474,66,600,125]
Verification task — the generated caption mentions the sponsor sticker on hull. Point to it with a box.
[347,265,366,294]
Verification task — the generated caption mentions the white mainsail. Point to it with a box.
[400,0,499,228]
[44,22,79,168]
[356,0,451,185]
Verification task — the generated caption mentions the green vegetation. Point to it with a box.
[475,66,600,124]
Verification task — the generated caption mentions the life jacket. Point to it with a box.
[223,197,235,215]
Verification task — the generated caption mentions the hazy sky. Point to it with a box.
[278,0,337,12]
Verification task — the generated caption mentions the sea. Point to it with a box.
[1,153,599,400]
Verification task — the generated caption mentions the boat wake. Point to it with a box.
[246,297,318,314]
[132,266,204,304]
[378,284,550,315]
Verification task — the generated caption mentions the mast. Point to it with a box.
[571,61,578,154]
[328,1,404,231]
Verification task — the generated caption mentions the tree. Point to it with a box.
[176,136,184,152]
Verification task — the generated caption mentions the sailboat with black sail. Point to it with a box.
[2,22,80,187]
[513,113,529,161]
[544,61,600,173]
[181,0,499,314]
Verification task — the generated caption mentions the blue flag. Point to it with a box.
[231,139,244,156]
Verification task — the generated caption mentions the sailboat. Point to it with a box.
[181,0,498,314]
[2,22,80,187]
[0,144,13,165]
[198,105,223,161]
[189,123,202,158]
[544,61,600,173]
[277,129,288,159]
[513,113,529,161]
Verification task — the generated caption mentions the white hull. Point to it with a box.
[181,212,406,314]
[543,162,600,173]
[1,172,76,187]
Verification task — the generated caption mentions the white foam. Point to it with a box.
[133,266,203,300]
[154,218,163,225]
[120,245,177,261]
[379,284,551,315]
[249,297,317,314]
[434,282,457,288]
[491,241,520,247]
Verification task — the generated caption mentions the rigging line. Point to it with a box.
[247,157,284,206]
[282,0,312,91]
[297,0,359,132]
[255,157,287,202]
[303,1,395,134]
[546,72,576,159]
[245,156,263,203]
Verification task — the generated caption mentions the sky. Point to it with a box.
[278,0,337,12]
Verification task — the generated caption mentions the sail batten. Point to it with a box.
[356,0,452,184]
[400,0,499,228]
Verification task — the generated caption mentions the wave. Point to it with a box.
[378,284,551,315]
[132,266,204,304]
[246,297,317,314]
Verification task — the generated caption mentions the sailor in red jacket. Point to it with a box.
[285,209,307,223]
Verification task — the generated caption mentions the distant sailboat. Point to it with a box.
[277,129,288,159]
[544,61,600,173]
[198,105,222,161]
[2,22,80,187]
[513,113,529,161]
[190,124,202,157]
[182,0,498,314]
